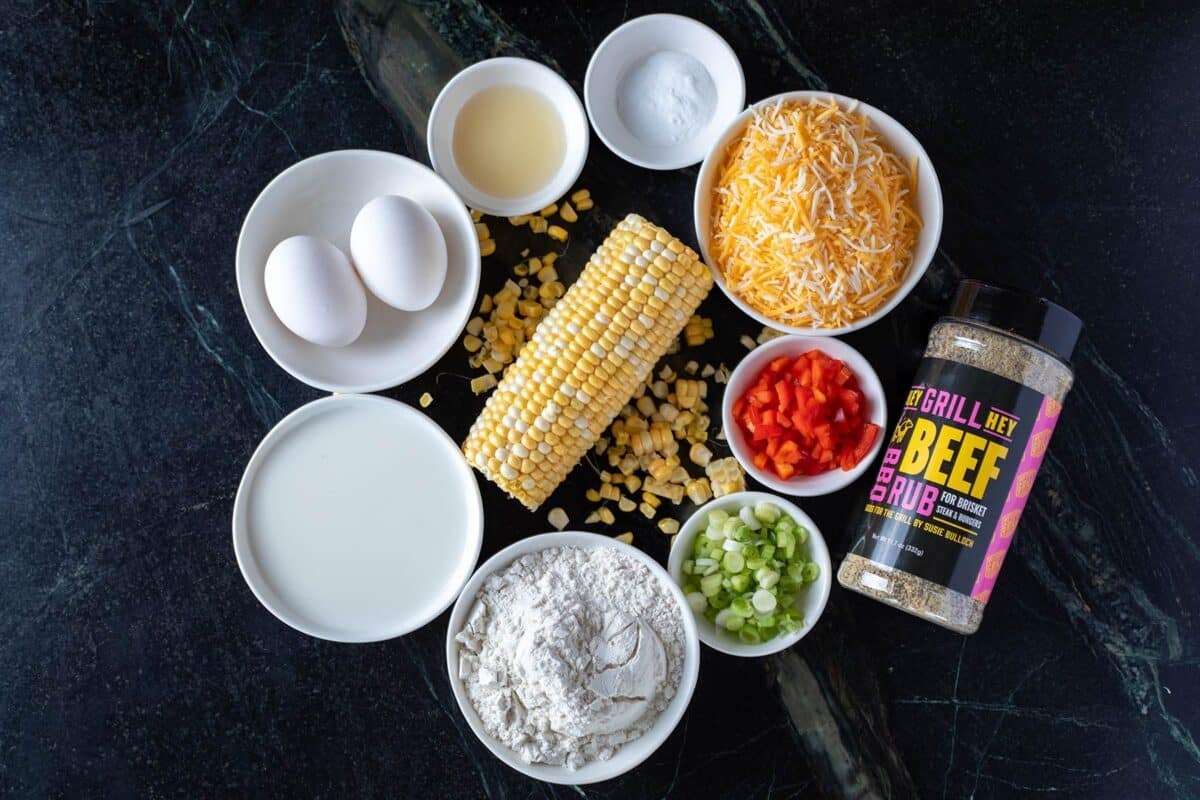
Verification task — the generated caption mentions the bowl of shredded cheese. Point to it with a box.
[694,91,942,335]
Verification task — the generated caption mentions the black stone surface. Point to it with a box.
[2,1,1198,797]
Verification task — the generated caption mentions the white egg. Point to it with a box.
[264,235,367,348]
[350,195,448,311]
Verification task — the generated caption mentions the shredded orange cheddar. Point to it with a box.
[710,98,922,328]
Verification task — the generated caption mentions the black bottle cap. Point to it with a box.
[948,280,1083,363]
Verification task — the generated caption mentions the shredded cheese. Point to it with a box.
[710,98,922,328]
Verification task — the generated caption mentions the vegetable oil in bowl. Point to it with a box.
[452,85,566,199]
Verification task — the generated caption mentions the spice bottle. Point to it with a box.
[838,280,1082,634]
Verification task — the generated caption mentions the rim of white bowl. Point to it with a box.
[444,531,700,784]
[583,13,745,170]
[428,57,589,216]
[693,90,944,336]
[721,336,888,497]
[667,491,832,657]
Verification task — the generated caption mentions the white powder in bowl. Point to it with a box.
[454,546,684,770]
[616,50,717,146]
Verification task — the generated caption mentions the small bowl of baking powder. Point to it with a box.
[584,14,745,170]
[445,531,700,784]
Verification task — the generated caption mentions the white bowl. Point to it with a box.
[667,491,831,657]
[428,57,589,216]
[236,150,480,393]
[445,531,700,784]
[693,90,943,335]
[722,336,887,496]
[232,394,483,642]
[584,14,744,170]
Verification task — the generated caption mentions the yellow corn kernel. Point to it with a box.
[600,484,620,502]
[536,265,558,284]
[624,475,642,493]
[540,203,558,217]
[479,239,496,257]
[570,188,590,204]
[475,222,490,240]
[618,496,636,513]
[547,224,568,242]
[466,317,484,336]
[586,488,601,502]
[689,442,713,467]
[470,374,497,394]
[575,197,593,211]
[615,532,634,544]
[638,502,656,519]
[685,477,712,504]
[470,208,484,222]
[542,252,557,265]
[648,457,672,482]
[508,215,530,226]
[482,357,504,374]
[597,507,616,525]
[585,510,601,524]
[463,334,483,353]
[642,492,661,508]
[559,202,578,223]
[740,334,757,350]
[547,507,569,530]
[479,295,493,314]
[529,216,549,234]
[419,392,433,408]
[657,519,680,535]
[636,395,656,417]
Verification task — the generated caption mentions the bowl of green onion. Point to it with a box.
[668,491,831,656]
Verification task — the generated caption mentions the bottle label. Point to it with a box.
[850,358,1062,600]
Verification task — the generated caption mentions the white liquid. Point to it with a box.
[242,398,480,640]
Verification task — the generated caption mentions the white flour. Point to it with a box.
[616,50,717,146]
[455,546,684,770]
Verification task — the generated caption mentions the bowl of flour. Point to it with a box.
[445,531,700,784]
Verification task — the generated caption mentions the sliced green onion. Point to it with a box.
[752,589,777,613]
[739,506,762,531]
[700,573,723,596]
[753,501,781,524]
[801,562,820,583]
[722,551,745,573]
[686,591,707,613]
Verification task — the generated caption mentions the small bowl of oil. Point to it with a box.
[428,57,589,217]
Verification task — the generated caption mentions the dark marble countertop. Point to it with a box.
[2,1,1198,797]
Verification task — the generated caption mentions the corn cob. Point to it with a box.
[463,214,712,509]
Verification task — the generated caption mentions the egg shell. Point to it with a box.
[264,236,367,348]
[350,195,448,312]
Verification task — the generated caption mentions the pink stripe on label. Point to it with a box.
[970,395,1060,601]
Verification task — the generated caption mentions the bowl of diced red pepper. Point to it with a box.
[723,336,886,496]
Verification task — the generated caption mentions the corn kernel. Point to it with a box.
[598,507,616,525]
[624,475,642,493]
[615,532,634,544]
[529,216,549,234]
[575,198,593,211]
[470,208,484,221]
[463,334,483,353]
[547,507,569,530]
[618,496,636,513]
[475,222,490,240]
[685,477,712,504]
[638,502,656,519]
[657,519,680,535]
[536,265,558,283]
[586,488,601,502]
[740,334,757,350]
[570,188,590,204]
[508,215,530,226]
[466,317,484,336]
[470,374,497,394]
[419,392,433,408]
[559,202,578,223]
[642,492,661,508]
[547,224,569,242]
[539,203,558,217]
[479,239,496,257]
[689,442,713,467]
